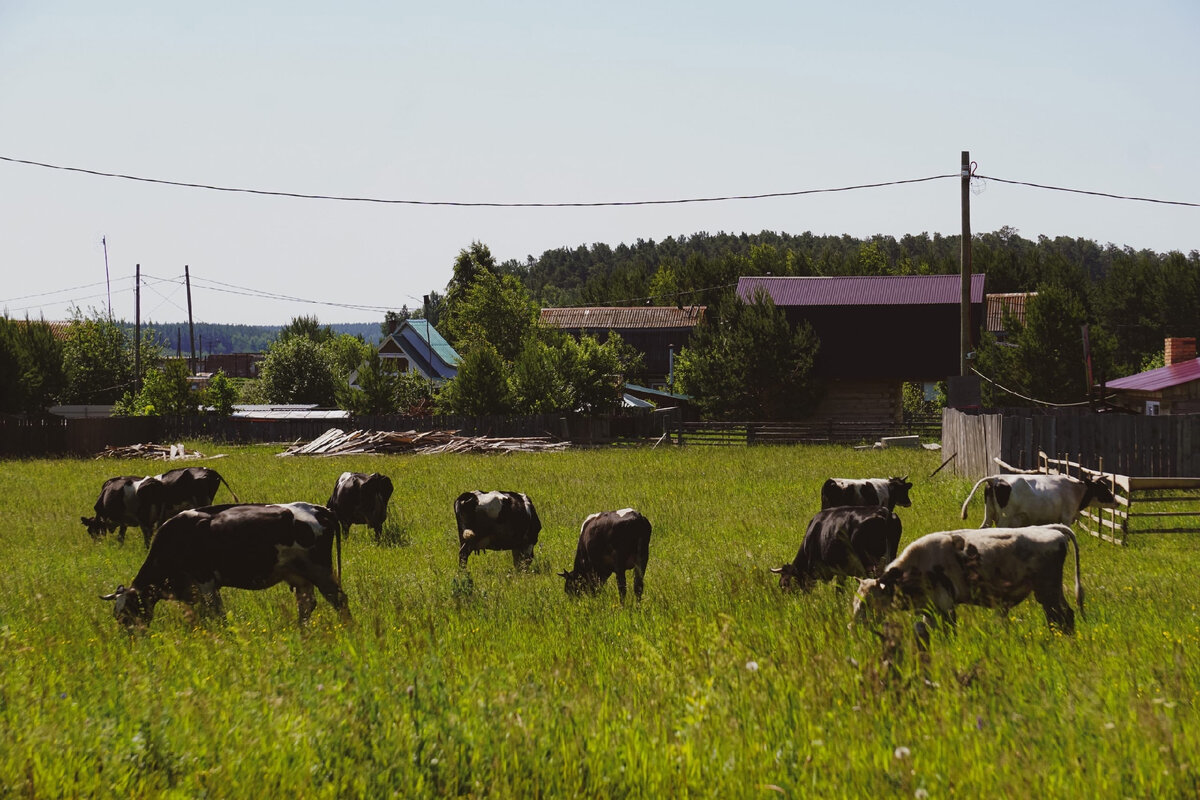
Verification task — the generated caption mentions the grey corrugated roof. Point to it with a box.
[737,274,986,306]
[540,306,705,329]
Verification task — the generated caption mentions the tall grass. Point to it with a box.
[0,445,1196,797]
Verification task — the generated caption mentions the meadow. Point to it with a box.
[0,443,1197,798]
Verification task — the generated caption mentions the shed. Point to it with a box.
[539,306,705,387]
[736,274,986,422]
[1105,338,1200,415]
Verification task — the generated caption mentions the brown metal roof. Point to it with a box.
[7,319,71,340]
[540,306,706,330]
[986,292,1036,332]
[736,274,986,306]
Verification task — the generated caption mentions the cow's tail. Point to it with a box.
[1059,524,1084,620]
[960,477,989,520]
[218,474,240,503]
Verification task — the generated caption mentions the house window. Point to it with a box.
[1145,400,1160,416]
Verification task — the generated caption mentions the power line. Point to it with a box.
[0,154,957,207]
[187,275,401,313]
[975,174,1200,208]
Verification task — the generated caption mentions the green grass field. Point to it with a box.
[1,444,1197,798]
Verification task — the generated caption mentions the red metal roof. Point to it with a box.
[737,274,986,306]
[1106,358,1200,392]
[540,306,705,329]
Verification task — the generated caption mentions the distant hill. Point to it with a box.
[141,321,385,355]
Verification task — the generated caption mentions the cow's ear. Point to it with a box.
[557,570,571,580]
[80,517,90,526]
[950,533,967,552]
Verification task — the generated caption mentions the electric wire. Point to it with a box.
[0,154,956,207]
[974,174,1200,208]
[970,367,1103,408]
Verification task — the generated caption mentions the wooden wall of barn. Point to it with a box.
[942,408,1200,479]
[810,379,903,423]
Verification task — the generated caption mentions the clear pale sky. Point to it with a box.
[2,1,1197,325]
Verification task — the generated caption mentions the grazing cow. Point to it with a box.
[327,471,394,539]
[821,477,913,511]
[453,490,541,568]
[771,506,902,590]
[81,466,237,548]
[960,473,1115,528]
[100,502,350,631]
[852,525,1083,637]
[81,475,164,547]
[559,509,652,602]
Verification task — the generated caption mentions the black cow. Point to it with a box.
[100,502,350,631]
[559,508,652,602]
[771,506,902,590]
[453,490,541,568]
[327,471,394,539]
[81,466,237,548]
[820,477,913,511]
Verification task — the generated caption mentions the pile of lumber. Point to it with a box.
[278,428,568,457]
[95,442,206,460]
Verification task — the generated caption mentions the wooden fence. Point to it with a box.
[1040,452,1200,545]
[675,417,942,447]
[941,408,1200,479]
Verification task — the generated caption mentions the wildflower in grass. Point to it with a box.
[894,746,911,760]
[745,660,759,672]
[914,789,929,799]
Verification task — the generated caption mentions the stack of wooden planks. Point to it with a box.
[95,443,206,460]
[278,428,568,457]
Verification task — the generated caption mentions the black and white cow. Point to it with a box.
[821,477,913,511]
[960,473,1115,528]
[454,490,541,568]
[100,502,350,631]
[327,471,394,539]
[81,466,237,548]
[559,508,652,602]
[771,506,902,590]
[852,524,1083,636]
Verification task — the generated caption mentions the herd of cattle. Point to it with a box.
[87,464,1118,643]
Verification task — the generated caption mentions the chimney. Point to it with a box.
[1165,337,1197,366]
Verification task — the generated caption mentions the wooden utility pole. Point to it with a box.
[960,151,973,377]
[185,265,197,374]
[134,264,142,394]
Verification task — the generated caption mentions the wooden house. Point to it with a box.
[736,274,986,422]
[539,306,705,388]
[1105,338,1200,415]
[376,319,460,382]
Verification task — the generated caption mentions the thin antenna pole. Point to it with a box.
[102,236,112,318]
[185,265,196,373]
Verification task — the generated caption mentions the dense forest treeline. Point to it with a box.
[132,322,384,356]
[492,227,1199,380]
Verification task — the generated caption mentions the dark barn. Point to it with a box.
[737,274,985,422]
[539,306,705,388]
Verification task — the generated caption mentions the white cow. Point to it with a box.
[852,525,1083,636]
[960,473,1114,528]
